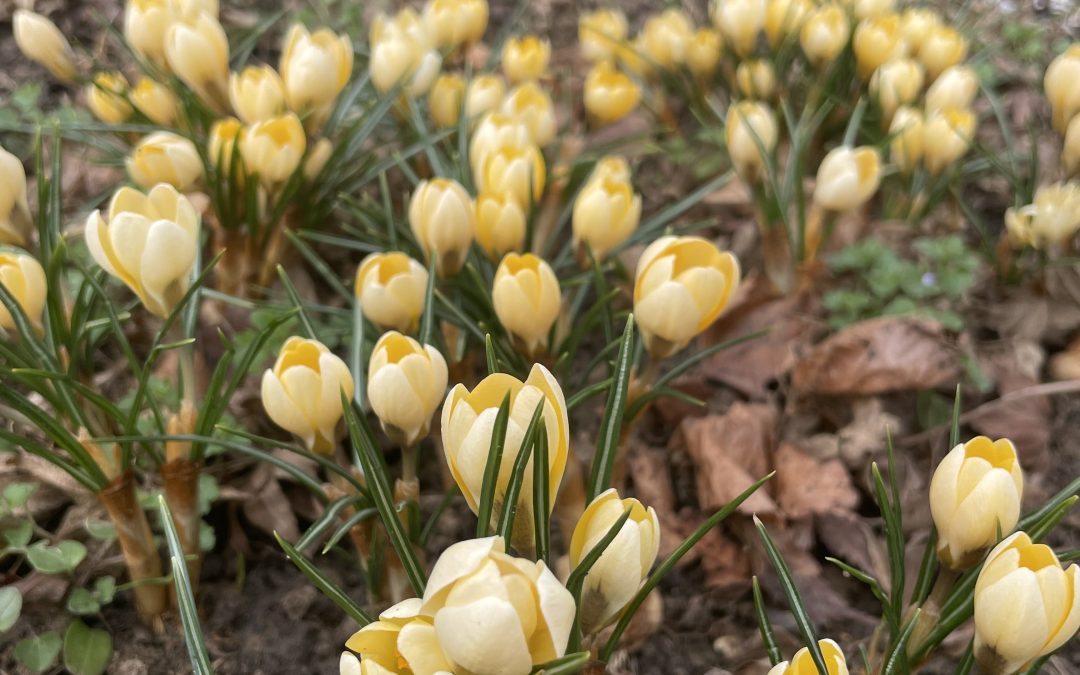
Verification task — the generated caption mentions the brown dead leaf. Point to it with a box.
[836,398,904,467]
[239,464,300,541]
[773,443,858,519]
[816,511,890,593]
[970,340,1051,471]
[792,316,960,395]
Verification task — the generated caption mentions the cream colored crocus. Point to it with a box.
[922,108,975,176]
[639,9,694,71]
[725,100,778,182]
[13,11,78,83]
[475,192,526,259]
[814,146,882,212]
[441,367,569,549]
[711,0,766,57]
[422,0,488,49]
[853,15,907,80]
[355,252,429,333]
[584,61,642,125]
[767,640,850,675]
[974,533,1080,675]
[579,9,628,64]
[240,113,307,186]
[1064,115,1080,178]
[501,35,550,84]
[124,0,178,68]
[368,332,448,447]
[501,83,556,147]
[369,31,442,97]
[687,29,723,79]
[889,106,924,174]
[899,7,941,53]
[0,146,33,247]
[127,132,204,192]
[465,75,506,122]
[166,12,229,108]
[569,489,660,635]
[208,117,243,174]
[477,145,546,209]
[409,179,475,276]
[800,4,850,68]
[765,0,812,48]
[229,65,286,124]
[929,436,1023,570]
[869,59,923,122]
[261,337,353,454]
[0,250,46,332]
[87,72,133,124]
[429,73,466,128]
[469,113,532,177]
[85,184,199,318]
[918,25,968,82]
[736,60,777,100]
[345,598,453,675]
[493,253,561,355]
[923,65,977,114]
[572,170,641,261]
[1005,183,1080,249]
[1045,46,1080,134]
[131,78,180,126]
[634,236,741,358]
[280,24,353,115]
[421,537,575,675]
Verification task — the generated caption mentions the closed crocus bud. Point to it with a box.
[572,170,641,261]
[1006,183,1080,249]
[767,640,850,675]
[441,366,569,549]
[369,32,442,97]
[639,9,694,70]
[131,78,180,125]
[918,25,967,82]
[127,132,204,192]
[687,29,723,79]
[13,11,78,83]
[493,253,561,355]
[588,156,633,184]
[925,65,977,113]
[280,25,353,114]
[580,9,629,64]
[853,15,907,79]
[303,138,333,181]
[478,145,546,209]
[569,489,660,635]
[584,61,641,125]
[899,7,941,53]
[422,0,488,49]
[229,65,286,124]
[800,4,850,68]
[240,113,306,186]
[501,83,556,147]
[345,598,453,675]
[465,75,506,122]
[973,533,1080,675]
[469,113,532,177]
[869,59,923,122]
[929,436,1023,570]
[502,35,550,84]
[261,337,353,454]
[1064,115,1080,178]
[725,100,778,182]
[0,250,46,332]
[736,59,777,100]
[421,537,575,675]
[124,0,179,68]
[208,117,243,174]
[814,146,882,212]
[85,184,199,318]
[166,12,229,108]
[429,72,465,128]
[87,72,133,124]
[889,106,924,173]
[475,192,526,259]
[765,0,812,47]
[0,146,33,246]
[409,178,475,276]
[1045,46,1080,134]
[853,0,893,20]
[922,108,975,176]
[634,236,741,358]
[355,252,428,333]
[711,0,766,57]
[368,332,448,447]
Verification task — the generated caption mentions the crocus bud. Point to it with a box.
[767,640,850,675]
[765,0,812,47]
[800,4,850,68]
[0,146,33,246]
[241,113,307,186]
[261,336,354,454]
[13,11,78,83]
[572,169,641,261]
[493,253,561,355]
[869,58,923,122]
[584,61,642,125]
[355,252,429,333]
[280,24,353,114]
[1005,183,1080,249]
[853,15,907,79]
[131,78,180,126]
[124,0,179,68]
[1045,46,1080,134]
[899,7,941,53]
[422,0,488,49]
[421,537,575,674]
[166,12,230,108]
[368,332,448,447]
[127,132,204,192]
[569,489,660,635]
[889,106,924,174]
[639,9,694,70]
[922,108,975,176]
[711,0,766,57]
[208,117,243,174]
[974,533,1080,675]
[465,75,506,122]
[687,29,723,79]
[501,35,550,84]
[87,72,133,124]
[814,146,881,212]
[0,250,46,331]
[1064,115,1080,178]
[725,100,778,182]
[929,436,1023,570]
[469,113,532,177]
[303,139,333,181]
[345,598,453,675]
[85,184,199,318]
[475,192,526,259]
[229,65,286,124]
[429,72,465,128]
[736,59,777,100]
[371,8,425,46]
[918,25,968,82]
[853,0,893,19]
[634,236,741,358]
[477,145,545,209]
[501,83,556,147]
[441,366,569,549]
[579,9,628,64]
[925,64,978,113]
[369,31,442,97]
[409,178,475,276]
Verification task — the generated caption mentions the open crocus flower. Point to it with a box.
[767,639,850,675]
[355,252,429,333]
[261,337,354,454]
[367,332,448,447]
[813,146,882,212]
[1004,183,1080,250]
[421,536,575,675]
[240,113,307,186]
[85,184,199,318]
[0,249,47,332]
[344,598,453,675]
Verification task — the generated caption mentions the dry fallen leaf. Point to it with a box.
[970,340,1051,471]
[773,443,859,519]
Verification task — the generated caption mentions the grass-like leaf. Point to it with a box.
[752,576,783,666]
[586,315,635,502]
[496,401,546,545]
[477,394,511,538]
[532,426,550,563]
[881,609,921,675]
[275,533,372,626]
[418,256,438,346]
[295,495,366,551]
[566,508,632,652]
[529,652,591,675]
[159,495,213,675]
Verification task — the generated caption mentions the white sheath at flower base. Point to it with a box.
[367,332,448,447]
[127,132,204,192]
[0,250,47,332]
[409,178,475,276]
[279,24,353,115]
[767,639,850,675]
[13,10,79,83]
[355,252,429,333]
[344,598,453,675]
[492,253,561,355]
[84,184,199,319]
[0,145,33,247]
[813,146,882,212]
[261,337,354,454]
